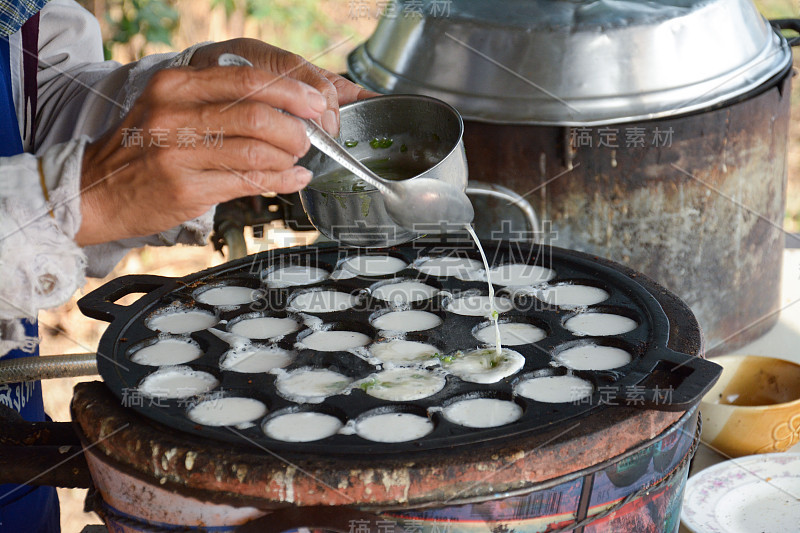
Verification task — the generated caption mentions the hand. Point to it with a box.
[189,38,379,135]
[76,64,324,246]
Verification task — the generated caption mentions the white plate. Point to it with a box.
[681,452,800,533]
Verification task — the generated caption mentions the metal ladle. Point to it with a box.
[218,54,475,232]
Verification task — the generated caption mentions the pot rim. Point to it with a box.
[307,94,465,195]
[347,0,794,126]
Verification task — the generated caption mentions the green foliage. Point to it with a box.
[105,0,180,59]
[211,0,342,67]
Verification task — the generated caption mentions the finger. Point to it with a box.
[285,66,341,135]
[176,137,299,173]
[201,165,313,197]
[163,101,310,157]
[321,70,381,105]
[145,66,328,119]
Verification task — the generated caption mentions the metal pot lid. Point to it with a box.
[347,0,792,125]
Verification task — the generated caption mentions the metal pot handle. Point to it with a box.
[235,506,409,533]
[465,181,540,244]
[770,19,800,46]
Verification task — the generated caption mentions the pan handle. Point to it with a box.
[621,349,722,412]
[466,181,540,244]
[770,19,800,46]
[235,506,409,533]
[77,274,176,323]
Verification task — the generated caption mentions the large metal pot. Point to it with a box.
[347,0,797,354]
[458,74,791,356]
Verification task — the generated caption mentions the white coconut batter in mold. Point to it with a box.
[228,316,301,339]
[275,368,352,403]
[536,284,609,308]
[371,310,442,332]
[442,398,523,428]
[194,285,257,306]
[371,280,439,304]
[219,345,293,373]
[360,368,446,401]
[355,412,434,442]
[146,309,218,334]
[264,265,329,288]
[445,295,514,317]
[138,366,219,399]
[370,340,439,366]
[515,375,594,403]
[187,397,267,427]
[564,313,637,336]
[263,412,343,442]
[129,337,203,366]
[288,290,358,313]
[334,255,407,278]
[474,322,546,346]
[414,256,482,278]
[554,344,632,371]
[300,330,371,352]
[488,263,555,287]
[443,348,525,384]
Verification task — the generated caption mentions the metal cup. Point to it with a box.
[298,94,468,247]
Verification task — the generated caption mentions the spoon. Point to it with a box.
[218,54,475,233]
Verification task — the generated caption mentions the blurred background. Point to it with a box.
[38,0,800,530]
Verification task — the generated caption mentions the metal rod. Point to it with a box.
[0,353,98,384]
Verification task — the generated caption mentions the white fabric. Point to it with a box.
[0,0,214,355]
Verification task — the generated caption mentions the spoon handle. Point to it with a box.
[300,119,390,195]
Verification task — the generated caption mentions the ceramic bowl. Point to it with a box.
[700,354,800,457]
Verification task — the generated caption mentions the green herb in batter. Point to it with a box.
[327,381,350,392]
[359,378,378,391]
[369,137,393,149]
[400,144,408,153]
[345,140,359,148]
[360,195,371,217]
[435,351,458,364]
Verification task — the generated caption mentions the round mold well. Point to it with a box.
[261,404,348,443]
[551,338,638,373]
[512,368,596,405]
[562,306,641,337]
[471,315,549,347]
[437,390,525,429]
[368,277,442,305]
[369,307,445,333]
[126,335,204,367]
[219,344,295,374]
[144,302,219,334]
[353,404,435,443]
[332,253,410,279]
[533,279,612,309]
[295,320,376,353]
[184,390,269,429]
[136,364,221,401]
[286,287,362,314]
[226,311,303,341]
[261,259,332,289]
[191,278,263,307]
